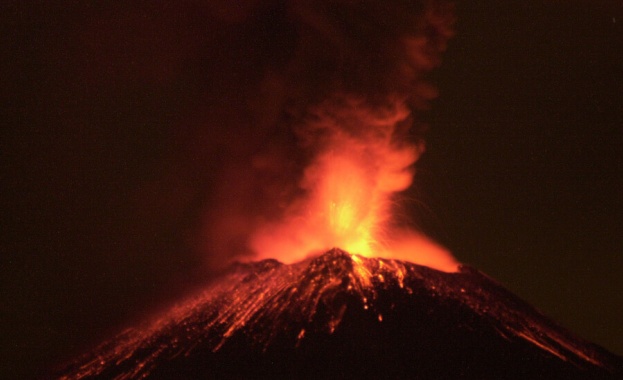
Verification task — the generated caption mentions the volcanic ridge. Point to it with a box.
[58,249,623,379]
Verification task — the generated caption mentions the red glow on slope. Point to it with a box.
[251,97,459,272]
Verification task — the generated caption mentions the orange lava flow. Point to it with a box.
[251,97,459,272]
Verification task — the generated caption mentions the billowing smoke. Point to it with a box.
[51,0,457,273]
[195,0,458,271]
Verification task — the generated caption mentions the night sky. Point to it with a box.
[2,1,622,378]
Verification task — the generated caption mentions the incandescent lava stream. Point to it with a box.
[58,248,622,379]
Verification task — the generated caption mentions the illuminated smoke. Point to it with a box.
[198,0,457,271]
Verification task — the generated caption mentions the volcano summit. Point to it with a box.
[58,249,622,379]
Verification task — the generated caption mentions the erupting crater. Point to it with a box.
[59,249,622,379]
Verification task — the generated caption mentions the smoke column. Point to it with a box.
[57,0,459,272]
[192,0,458,271]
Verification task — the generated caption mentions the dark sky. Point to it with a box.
[422,0,623,360]
[2,1,622,378]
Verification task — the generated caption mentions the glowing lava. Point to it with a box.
[58,249,622,379]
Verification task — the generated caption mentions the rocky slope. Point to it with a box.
[58,248,623,379]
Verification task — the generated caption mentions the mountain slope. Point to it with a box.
[58,249,622,379]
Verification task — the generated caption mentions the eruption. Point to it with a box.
[51,1,623,379]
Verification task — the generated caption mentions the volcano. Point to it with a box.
[58,249,622,379]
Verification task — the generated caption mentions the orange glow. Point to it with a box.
[251,96,459,272]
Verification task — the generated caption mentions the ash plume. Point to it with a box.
[20,0,456,274]
[196,0,456,267]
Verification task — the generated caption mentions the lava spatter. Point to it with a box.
[58,249,622,379]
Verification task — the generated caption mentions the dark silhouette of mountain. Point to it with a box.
[57,249,622,379]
